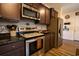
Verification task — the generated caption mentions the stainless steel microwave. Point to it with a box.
[22,4,40,20]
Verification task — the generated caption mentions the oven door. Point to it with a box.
[29,39,43,55]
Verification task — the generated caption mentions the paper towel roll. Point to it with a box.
[10,31,16,36]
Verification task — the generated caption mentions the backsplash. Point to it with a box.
[0,20,47,33]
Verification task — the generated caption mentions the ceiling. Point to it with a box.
[44,3,79,8]
[44,3,79,13]
[44,3,62,8]
[44,3,79,12]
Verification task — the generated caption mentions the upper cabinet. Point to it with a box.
[39,4,46,24]
[38,4,50,25]
[0,4,1,17]
[45,7,50,25]
[24,3,50,25]
[22,3,40,20]
[50,8,58,18]
[0,3,50,24]
[26,3,39,10]
[0,3,21,21]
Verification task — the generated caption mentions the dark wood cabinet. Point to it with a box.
[0,3,50,24]
[38,4,46,24]
[47,8,63,48]
[0,4,1,17]
[26,3,50,25]
[44,32,55,52]
[50,32,55,48]
[24,3,39,10]
[0,3,21,21]
[0,41,25,56]
[44,33,51,52]
[31,3,39,10]
[38,4,50,25]
[50,8,58,18]
[45,7,50,25]
[24,3,33,6]
[1,47,24,56]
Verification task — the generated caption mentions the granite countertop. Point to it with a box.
[41,30,51,34]
[0,36,25,46]
[20,32,44,39]
[0,34,44,46]
[0,31,45,46]
[22,35,44,40]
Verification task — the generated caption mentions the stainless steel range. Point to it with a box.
[25,36,45,56]
[18,26,45,56]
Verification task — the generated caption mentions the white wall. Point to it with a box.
[61,12,74,40]
[61,4,79,40]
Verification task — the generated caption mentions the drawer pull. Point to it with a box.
[12,46,15,48]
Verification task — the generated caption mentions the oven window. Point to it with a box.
[23,7,37,18]
[29,39,43,55]
[29,41,37,55]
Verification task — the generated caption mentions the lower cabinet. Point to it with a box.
[50,32,55,48]
[1,47,24,56]
[0,41,25,56]
[44,32,56,53]
[44,33,51,52]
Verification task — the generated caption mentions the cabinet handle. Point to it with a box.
[12,46,15,48]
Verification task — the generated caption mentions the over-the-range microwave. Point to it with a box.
[22,4,40,20]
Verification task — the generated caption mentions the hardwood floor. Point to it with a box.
[32,39,79,56]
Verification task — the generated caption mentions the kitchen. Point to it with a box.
[0,3,63,56]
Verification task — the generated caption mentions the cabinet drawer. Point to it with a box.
[1,47,24,56]
[0,42,24,55]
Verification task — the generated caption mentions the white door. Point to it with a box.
[74,16,79,40]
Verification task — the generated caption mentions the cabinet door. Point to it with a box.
[31,3,46,23]
[45,7,50,25]
[39,4,46,24]
[50,32,55,48]
[0,3,21,21]
[44,33,51,52]
[1,47,25,56]
[0,4,1,17]
[0,41,24,55]
[54,11,58,18]
[24,3,33,6]
[31,3,39,10]
[50,8,55,17]
[24,3,39,10]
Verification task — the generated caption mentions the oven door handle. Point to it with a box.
[26,39,37,43]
